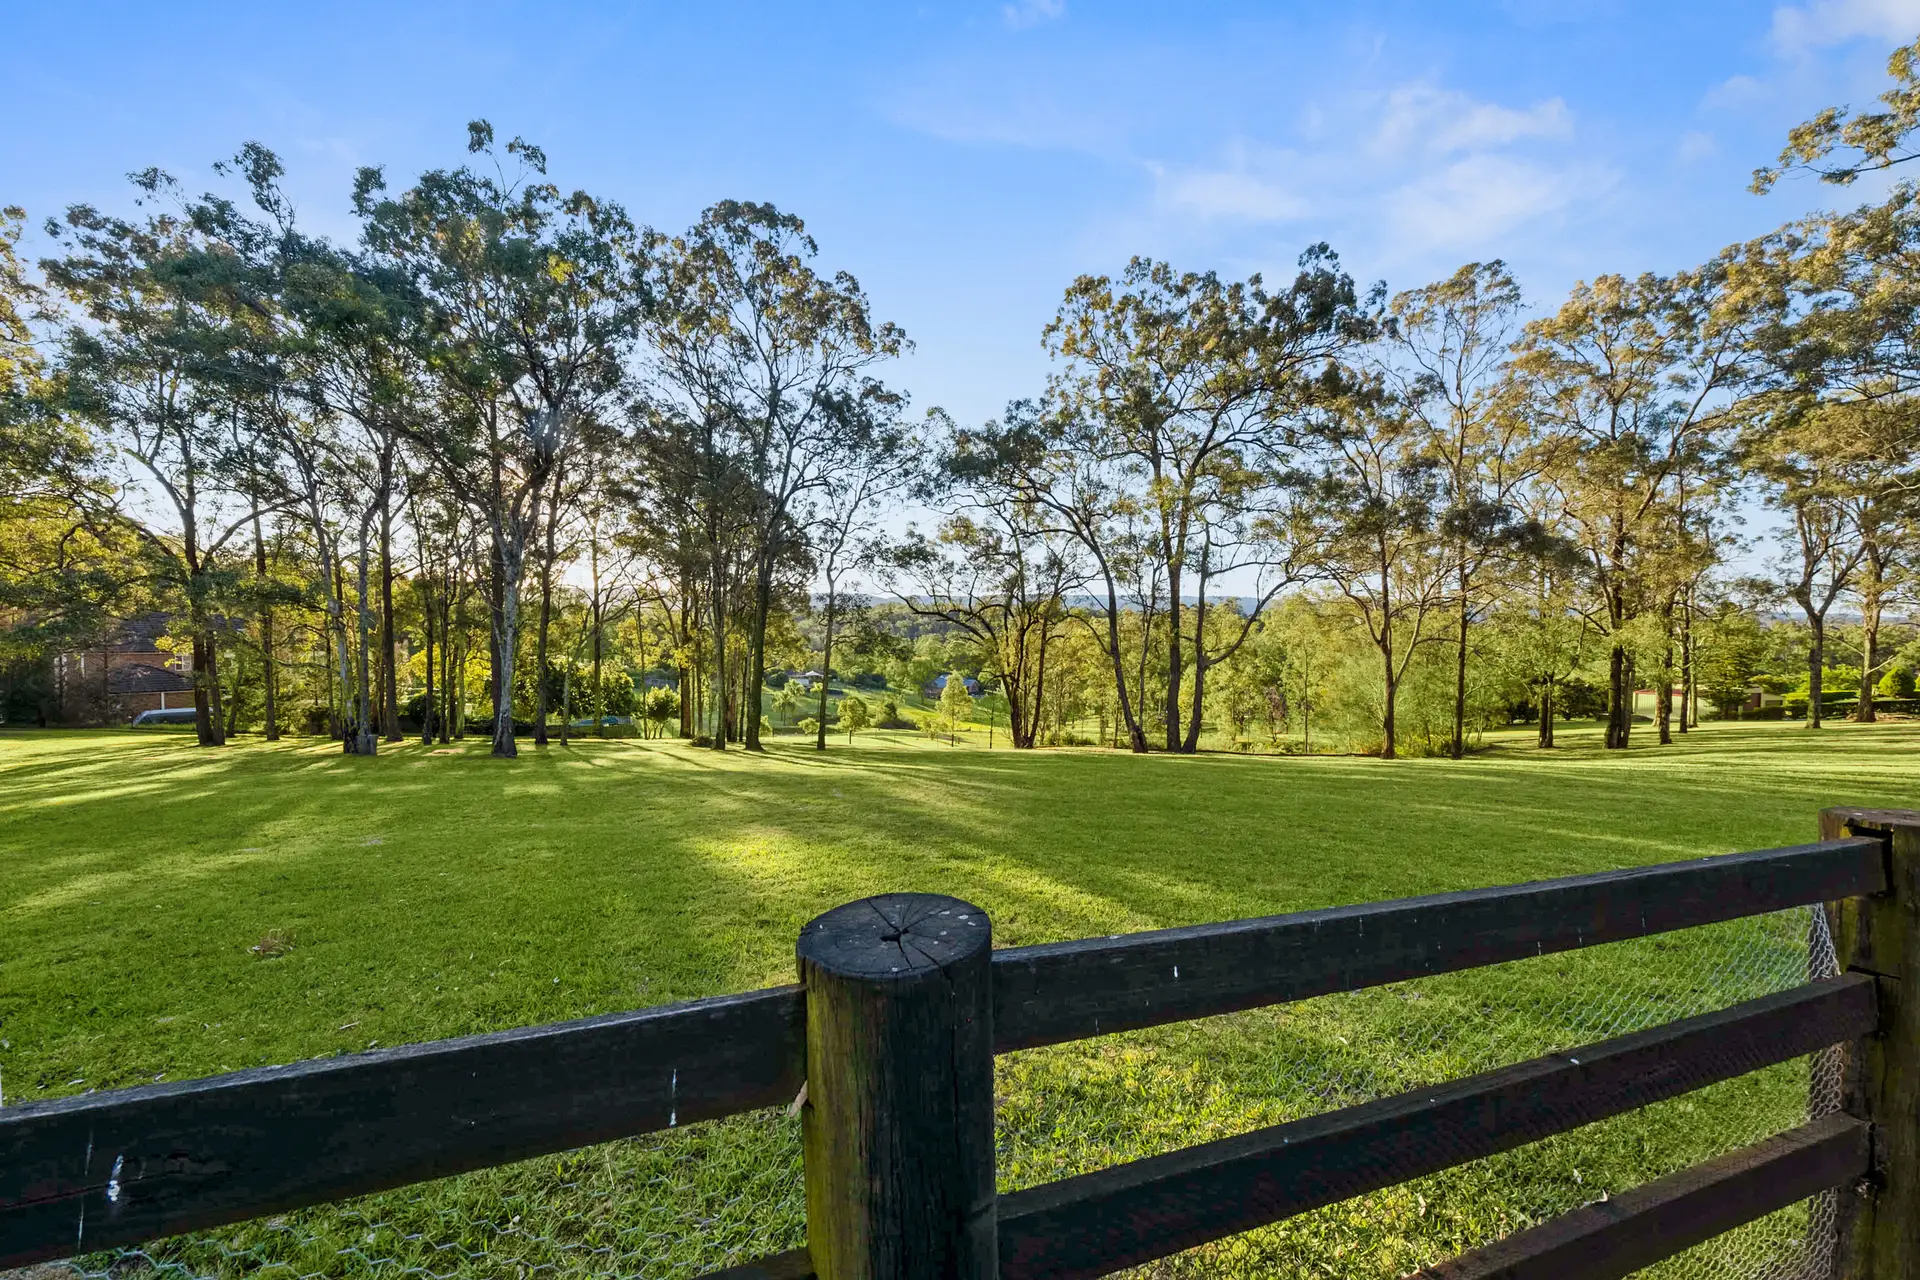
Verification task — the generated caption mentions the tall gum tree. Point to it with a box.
[356,122,641,758]
[1041,249,1375,752]
[1513,267,1753,750]
[1385,261,1550,759]
[44,176,271,747]
[642,202,904,752]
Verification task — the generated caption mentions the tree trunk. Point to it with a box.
[352,522,378,756]
[491,534,522,759]
[1450,576,1469,760]
[253,513,279,742]
[816,585,837,751]
[708,539,729,749]
[1538,677,1555,749]
[745,559,774,751]
[533,557,554,746]
[1103,593,1148,752]
[1023,618,1052,750]
[1656,601,1674,747]
[1858,552,1883,724]
[1181,579,1210,753]
[1380,638,1398,760]
[1808,613,1826,730]
[421,586,436,746]
[1678,586,1694,733]
[1163,558,1183,753]
[1606,642,1630,750]
[379,493,401,742]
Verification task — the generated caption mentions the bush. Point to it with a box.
[797,717,820,736]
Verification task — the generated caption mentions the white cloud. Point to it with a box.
[1388,154,1607,253]
[1149,162,1310,221]
[1702,74,1767,110]
[1002,0,1065,30]
[1375,86,1572,155]
[1772,0,1920,52]
[1676,129,1718,162]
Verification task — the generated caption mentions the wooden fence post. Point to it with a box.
[797,893,997,1280]
[1821,807,1920,1279]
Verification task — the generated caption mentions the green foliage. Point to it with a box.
[640,687,679,737]
[937,671,973,737]
[838,692,872,742]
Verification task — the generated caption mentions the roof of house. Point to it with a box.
[98,612,175,653]
[109,662,193,695]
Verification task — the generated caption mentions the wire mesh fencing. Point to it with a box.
[42,905,1839,1280]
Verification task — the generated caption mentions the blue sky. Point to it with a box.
[6,0,1919,429]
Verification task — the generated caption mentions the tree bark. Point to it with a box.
[1606,642,1630,750]
[1538,677,1555,749]
[1857,548,1883,724]
[1808,613,1826,731]
[1450,574,1469,760]
[352,518,378,756]
[379,489,401,742]
[1163,554,1184,753]
[745,558,774,751]
[253,512,279,742]
[1656,600,1675,747]
[1679,587,1694,733]
[490,531,522,759]
[815,585,837,751]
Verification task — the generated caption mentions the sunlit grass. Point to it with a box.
[2,720,1915,1276]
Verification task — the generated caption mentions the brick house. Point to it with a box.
[57,613,197,723]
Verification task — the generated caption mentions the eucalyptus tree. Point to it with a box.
[1513,266,1753,749]
[887,408,1077,750]
[0,203,134,711]
[42,173,274,746]
[1386,261,1549,758]
[804,395,915,749]
[937,397,1154,751]
[1752,414,1864,730]
[1300,383,1455,759]
[355,122,644,757]
[1753,35,1920,192]
[1042,249,1375,751]
[641,201,905,751]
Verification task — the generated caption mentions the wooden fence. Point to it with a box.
[4,805,1917,1279]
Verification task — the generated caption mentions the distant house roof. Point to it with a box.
[102,612,176,654]
[109,662,193,695]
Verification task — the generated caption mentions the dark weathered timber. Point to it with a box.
[1822,807,1919,1280]
[1415,1113,1870,1280]
[992,838,1884,1052]
[697,1247,816,1280]
[799,894,997,1280]
[0,986,806,1270]
[996,975,1878,1280]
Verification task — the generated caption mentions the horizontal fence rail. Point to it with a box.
[1416,1113,1872,1280]
[993,975,1878,1280]
[990,837,1886,1051]
[1,820,1908,1280]
[1,987,806,1265]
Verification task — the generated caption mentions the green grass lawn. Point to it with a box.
[3,721,1916,1278]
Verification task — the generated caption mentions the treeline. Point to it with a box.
[6,40,1920,759]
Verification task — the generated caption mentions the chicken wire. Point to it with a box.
[36,906,1841,1280]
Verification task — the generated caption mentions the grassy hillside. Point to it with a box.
[3,722,1915,1277]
